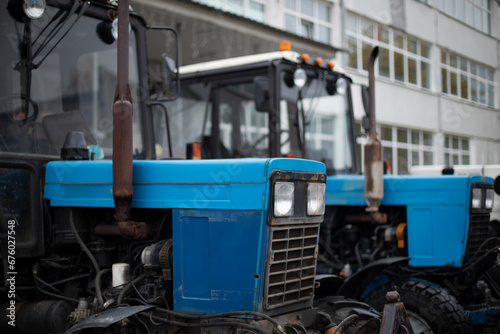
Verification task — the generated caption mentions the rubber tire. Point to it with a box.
[364,278,472,334]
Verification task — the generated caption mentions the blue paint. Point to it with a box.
[44,158,325,210]
[326,175,493,267]
[173,209,268,314]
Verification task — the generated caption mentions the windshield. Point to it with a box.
[0,2,143,158]
[161,63,356,174]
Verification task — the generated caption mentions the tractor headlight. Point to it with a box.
[307,183,325,216]
[472,188,482,209]
[274,182,294,217]
[24,0,46,19]
[485,188,495,210]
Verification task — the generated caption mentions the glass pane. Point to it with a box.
[301,19,313,38]
[471,78,477,101]
[445,153,450,165]
[318,3,330,22]
[362,42,372,71]
[486,68,494,81]
[346,14,357,32]
[441,68,448,93]
[379,47,390,78]
[411,131,420,144]
[412,151,420,166]
[483,11,490,34]
[347,36,358,69]
[398,148,409,174]
[301,0,313,17]
[285,14,296,33]
[452,137,459,149]
[319,25,330,44]
[378,27,389,43]
[446,0,455,14]
[362,21,374,38]
[249,1,265,22]
[227,0,243,15]
[450,55,457,68]
[457,0,465,21]
[450,72,458,95]
[408,39,417,53]
[421,62,430,89]
[460,57,467,71]
[424,151,433,165]
[488,84,494,107]
[421,44,430,58]
[285,0,296,10]
[408,58,417,84]
[394,34,404,48]
[381,126,392,141]
[441,51,447,64]
[474,6,482,30]
[452,154,459,165]
[479,81,486,104]
[462,139,469,151]
[466,1,474,26]
[397,129,408,143]
[471,63,477,75]
[444,135,450,148]
[478,64,485,78]
[460,74,468,99]
[383,147,393,173]
[462,154,470,164]
[423,132,433,146]
[395,52,404,82]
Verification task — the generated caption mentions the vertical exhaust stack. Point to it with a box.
[113,0,146,239]
[363,47,385,220]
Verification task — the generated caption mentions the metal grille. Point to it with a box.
[464,213,490,264]
[264,224,319,310]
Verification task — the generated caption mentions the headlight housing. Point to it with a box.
[274,182,294,217]
[307,183,326,216]
[472,188,482,209]
[485,188,495,210]
[24,0,46,19]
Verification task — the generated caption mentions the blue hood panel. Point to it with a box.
[44,158,325,210]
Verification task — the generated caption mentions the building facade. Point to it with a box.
[133,0,500,174]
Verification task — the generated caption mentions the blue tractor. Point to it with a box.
[163,42,500,333]
[0,1,409,333]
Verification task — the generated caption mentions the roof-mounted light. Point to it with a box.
[280,40,292,51]
[301,54,310,62]
[24,0,46,19]
[315,57,323,66]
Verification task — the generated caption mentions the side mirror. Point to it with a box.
[254,76,270,112]
[161,54,178,99]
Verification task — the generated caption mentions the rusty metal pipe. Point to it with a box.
[112,0,146,239]
[364,47,384,212]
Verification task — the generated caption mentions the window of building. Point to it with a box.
[194,0,266,23]
[284,0,332,44]
[346,13,431,89]
[357,124,435,175]
[441,50,495,107]
[438,0,491,34]
[379,126,434,174]
[443,135,470,165]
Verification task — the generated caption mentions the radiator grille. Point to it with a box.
[264,224,319,310]
[464,213,490,264]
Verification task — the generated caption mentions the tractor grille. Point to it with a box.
[264,224,319,310]
[463,213,490,264]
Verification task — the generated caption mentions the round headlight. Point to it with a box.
[293,69,307,88]
[24,0,46,19]
[336,78,347,95]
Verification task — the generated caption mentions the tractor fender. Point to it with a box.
[336,257,409,299]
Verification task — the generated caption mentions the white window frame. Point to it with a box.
[283,0,333,44]
[438,0,491,34]
[443,135,470,165]
[194,0,267,23]
[345,13,432,90]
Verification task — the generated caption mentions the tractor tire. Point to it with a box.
[364,278,472,334]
